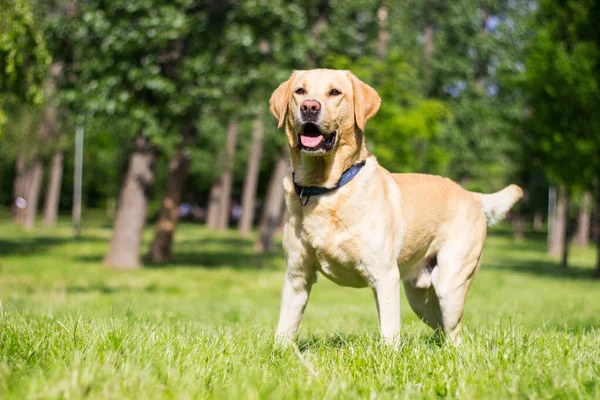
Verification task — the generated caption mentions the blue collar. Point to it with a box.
[293,161,366,206]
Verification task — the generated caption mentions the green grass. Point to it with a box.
[1,212,599,399]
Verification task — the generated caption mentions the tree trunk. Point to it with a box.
[148,148,188,263]
[548,186,567,258]
[72,118,85,237]
[256,155,289,253]
[21,62,63,230]
[424,23,434,78]
[23,158,43,230]
[561,193,569,268]
[149,123,195,263]
[377,6,388,60]
[513,211,524,241]
[216,120,238,231]
[547,185,556,248]
[573,191,592,247]
[238,109,265,236]
[13,152,27,223]
[277,208,289,234]
[43,150,64,226]
[594,185,600,279]
[533,211,544,231]
[206,180,222,229]
[104,137,155,269]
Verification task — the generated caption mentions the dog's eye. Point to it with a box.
[295,88,305,95]
[329,89,341,96]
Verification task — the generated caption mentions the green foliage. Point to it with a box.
[4,0,595,220]
[0,217,599,398]
[522,0,600,189]
[72,1,218,142]
[0,0,50,135]
[394,0,532,192]
[326,53,452,174]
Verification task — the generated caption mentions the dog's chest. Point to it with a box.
[300,207,371,288]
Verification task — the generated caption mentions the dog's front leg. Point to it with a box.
[275,264,315,345]
[373,268,401,346]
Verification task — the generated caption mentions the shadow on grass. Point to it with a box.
[485,259,596,280]
[0,236,104,257]
[296,333,373,351]
[73,249,283,270]
[487,226,548,242]
[296,330,445,351]
[149,250,283,270]
[65,282,182,295]
[485,227,598,280]
[176,237,257,247]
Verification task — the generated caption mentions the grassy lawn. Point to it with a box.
[1,212,599,399]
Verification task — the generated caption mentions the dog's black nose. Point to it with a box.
[300,100,321,117]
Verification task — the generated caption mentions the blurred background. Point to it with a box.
[0,0,599,274]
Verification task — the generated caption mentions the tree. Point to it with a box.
[256,153,288,252]
[3,100,54,231]
[0,0,49,136]
[12,153,26,222]
[216,120,238,231]
[1,0,50,227]
[148,1,234,261]
[595,185,600,279]
[573,191,592,248]
[547,186,569,266]
[22,155,43,230]
[17,61,63,231]
[104,137,155,268]
[36,62,63,228]
[206,180,222,229]
[152,0,309,252]
[43,141,65,226]
[238,109,265,236]
[148,121,196,263]
[4,106,43,226]
[73,0,229,267]
[522,0,600,268]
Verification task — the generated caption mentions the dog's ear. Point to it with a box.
[269,72,297,129]
[346,71,381,131]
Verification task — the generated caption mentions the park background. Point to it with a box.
[1,0,599,398]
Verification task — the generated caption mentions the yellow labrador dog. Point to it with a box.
[270,69,522,346]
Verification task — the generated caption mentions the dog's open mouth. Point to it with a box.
[297,123,336,153]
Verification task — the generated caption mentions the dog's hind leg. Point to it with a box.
[431,260,480,346]
[432,235,484,346]
[404,221,485,345]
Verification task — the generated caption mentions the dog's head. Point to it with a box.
[269,69,381,157]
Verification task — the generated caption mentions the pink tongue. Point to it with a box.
[300,134,324,148]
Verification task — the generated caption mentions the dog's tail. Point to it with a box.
[476,184,523,226]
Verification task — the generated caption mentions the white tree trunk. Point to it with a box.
[43,150,64,226]
[256,155,288,252]
[206,180,222,229]
[238,109,264,236]
[217,120,238,231]
[23,159,43,231]
[573,191,592,247]
[104,137,155,269]
[548,186,569,267]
